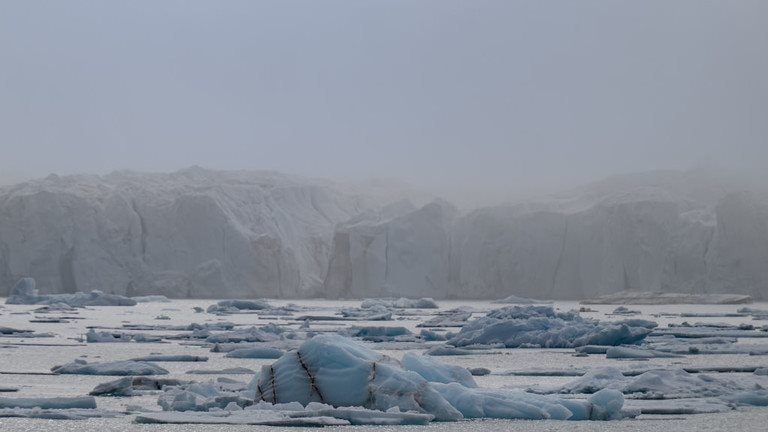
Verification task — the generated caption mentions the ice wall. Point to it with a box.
[1,168,766,299]
[0,168,415,298]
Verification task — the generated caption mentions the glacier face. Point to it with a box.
[324,170,768,300]
[1,168,766,299]
[0,168,417,298]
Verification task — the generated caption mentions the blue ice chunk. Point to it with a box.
[449,306,652,348]
[255,334,463,421]
[225,348,285,359]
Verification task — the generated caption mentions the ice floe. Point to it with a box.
[448,306,654,348]
[6,278,137,307]
[52,359,169,375]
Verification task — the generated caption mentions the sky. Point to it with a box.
[0,1,766,199]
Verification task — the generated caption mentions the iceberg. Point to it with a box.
[448,306,653,348]
[6,278,136,307]
[253,334,463,421]
[249,334,625,421]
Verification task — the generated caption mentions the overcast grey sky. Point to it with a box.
[1,1,766,195]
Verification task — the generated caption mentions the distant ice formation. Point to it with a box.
[1,167,766,299]
[447,306,654,348]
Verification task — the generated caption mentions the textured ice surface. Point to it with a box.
[449,306,653,348]
[254,334,463,421]
[250,334,625,421]
[554,367,768,401]
[0,397,96,409]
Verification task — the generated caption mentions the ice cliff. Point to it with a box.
[1,167,766,299]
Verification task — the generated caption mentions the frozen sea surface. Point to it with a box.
[1,299,768,431]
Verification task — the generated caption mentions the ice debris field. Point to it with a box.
[2,280,768,430]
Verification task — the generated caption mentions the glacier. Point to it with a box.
[1,168,766,300]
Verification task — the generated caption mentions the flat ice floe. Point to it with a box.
[52,359,169,375]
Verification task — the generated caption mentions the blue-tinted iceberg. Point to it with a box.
[248,334,625,422]
[449,306,654,348]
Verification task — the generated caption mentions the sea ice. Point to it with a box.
[224,347,285,359]
[361,298,438,309]
[52,359,169,376]
[6,278,137,307]
[90,377,189,396]
[448,306,653,348]
[0,396,96,409]
[130,355,209,362]
[206,299,271,314]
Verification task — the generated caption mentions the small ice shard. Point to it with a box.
[493,295,552,304]
[131,295,171,303]
[207,299,271,314]
[361,298,438,309]
[0,396,96,409]
[90,377,190,396]
[224,348,285,359]
[605,346,682,359]
[130,355,209,362]
[52,360,169,376]
[186,367,256,375]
